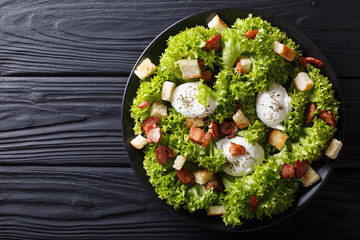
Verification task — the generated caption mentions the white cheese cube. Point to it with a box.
[325,138,343,159]
[301,165,320,187]
[172,155,186,170]
[150,102,168,118]
[233,109,250,129]
[161,81,177,102]
[193,169,213,185]
[268,129,288,150]
[207,205,226,216]
[271,41,296,61]
[130,135,147,149]
[207,15,228,32]
[134,58,157,80]
[293,72,314,91]
[239,57,252,74]
[178,59,201,79]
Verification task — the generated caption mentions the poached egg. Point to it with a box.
[171,82,217,118]
[216,136,265,177]
[256,83,291,130]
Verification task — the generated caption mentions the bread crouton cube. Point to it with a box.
[186,118,204,128]
[130,135,147,149]
[207,14,228,32]
[293,72,314,91]
[233,109,250,129]
[269,129,288,150]
[134,58,157,80]
[239,57,252,74]
[172,155,186,170]
[325,138,343,159]
[271,41,296,61]
[178,59,201,79]
[161,81,177,102]
[150,102,168,118]
[193,169,213,185]
[301,165,320,187]
[207,205,226,216]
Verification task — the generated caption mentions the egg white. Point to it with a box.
[171,82,217,118]
[256,83,291,130]
[216,136,265,177]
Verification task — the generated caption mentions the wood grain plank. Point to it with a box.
[0,0,359,77]
[0,166,358,239]
[0,77,357,167]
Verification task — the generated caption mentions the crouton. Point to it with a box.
[239,57,252,74]
[293,72,314,91]
[150,102,168,118]
[271,41,296,61]
[233,109,250,129]
[173,155,186,170]
[207,205,226,216]
[186,118,204,128]
[130,135,147,149]
[161,81,177,102]
[301,165,320,187]
[207,15,228,32]
[134,58,157,80]
[269,129,288,150]
[178,59,201,79]
[325,138,343,159]
[193,169,213,185]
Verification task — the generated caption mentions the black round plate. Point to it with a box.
[121,9,345,232]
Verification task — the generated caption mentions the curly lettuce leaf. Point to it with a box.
[238,120,270,145]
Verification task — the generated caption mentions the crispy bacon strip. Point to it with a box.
[200,69,214,82]
[202,34,222,52]
[146,127,161,143]
[177,168,195,184]
[155,146,174,164]
[229,142,246,156]
[208,121,219,139]
[295,160,308,178]
[201,132,212,148]
[205,174,224,192]
[305,102,317,124]
[189,127,205,143]
[137,100,149,109]
[219,120,239,138]
[319,110,336,127]
[304,57,324,67]
[298,57,308,68]
[249,194,259,212]
[141,117,160,133]
[280,163,295,178]
[244,29,259,40]
[197,59,206,69]
[235,61,242,75]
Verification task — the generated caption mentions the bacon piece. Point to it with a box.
[235,61,242,75]
[201,132,212,148]
[298,57,308,68]
[198,59,206,69]
[208,121,219,139]
[205,174,224,192]
[229,142,246,156]
[177,168,195,184]
[155,146,174,164]
[249,194,259,212]
[202,34,222,52]
[200,69,214,82]
[189,127,205,143]
[141,117,160,133]
[319,110,336,127]
[280,163,295,178]
[305,102,317,124]
[295,160,308,178]
[137,99,149,109]
[146,127,161,143]
[233,103,242,114]
[244,29,259,40]
[219,120,239,138]
[304,57,323,67]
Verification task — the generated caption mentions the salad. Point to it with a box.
[128,14,342,227]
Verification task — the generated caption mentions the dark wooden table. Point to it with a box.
[0,0,359,239]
